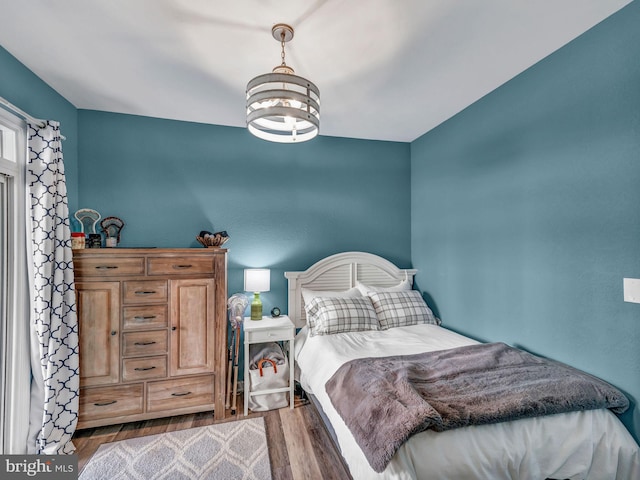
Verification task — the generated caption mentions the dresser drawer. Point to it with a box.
[79,384,143,422]
[147,256,214,276]
[122,356,167,382]
[246,326,294,343]
[123,280,168,304]
[123,305,168,330]
[146,375,214,413]
[123,330,168,357]
[74,256,144,277]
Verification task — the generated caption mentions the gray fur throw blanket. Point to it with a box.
[325,342,629,473]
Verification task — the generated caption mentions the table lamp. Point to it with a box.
[244,269,270,320]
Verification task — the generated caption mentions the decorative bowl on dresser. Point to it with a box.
[72,248,228,429]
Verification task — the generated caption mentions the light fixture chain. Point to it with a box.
[281,32,286,67]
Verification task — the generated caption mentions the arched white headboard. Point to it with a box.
[284,251,417,328]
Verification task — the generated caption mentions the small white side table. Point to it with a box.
[243,315,295,416]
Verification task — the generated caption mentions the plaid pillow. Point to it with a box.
[369,290,440,330]
[304,297,379,336]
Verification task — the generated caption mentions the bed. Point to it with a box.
[286,251,640,480]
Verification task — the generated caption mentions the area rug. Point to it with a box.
[79,417,271,480]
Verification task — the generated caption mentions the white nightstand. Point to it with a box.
[243,315,295,416]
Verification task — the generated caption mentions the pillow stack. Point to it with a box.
[303,280,440,336]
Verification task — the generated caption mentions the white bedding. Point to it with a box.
[295,324,640,480]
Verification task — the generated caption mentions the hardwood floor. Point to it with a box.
[72,394,352,480]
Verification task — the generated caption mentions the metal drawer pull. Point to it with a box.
[172,264,193,269]
[134,366,157,371]
[94,400,117,406]
[134,341,157,346]
[95,265,118,270]
[133,315,157,321]
[134,291,157,295]
[171,391,192,397]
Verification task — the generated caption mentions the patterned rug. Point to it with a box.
[79,417,271,480]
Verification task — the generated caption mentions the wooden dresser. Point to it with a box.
[73,248,227,429]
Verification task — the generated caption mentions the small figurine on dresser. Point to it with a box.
[100,216,125,247]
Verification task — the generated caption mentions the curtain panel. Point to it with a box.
[26,121,79,454]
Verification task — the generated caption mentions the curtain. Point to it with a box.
[26,121,79,454]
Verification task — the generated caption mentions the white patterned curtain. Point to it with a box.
[26,121,79,454]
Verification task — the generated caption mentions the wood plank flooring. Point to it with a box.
[72,395,352,480]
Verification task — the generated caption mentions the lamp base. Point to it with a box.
[250,292,263,320]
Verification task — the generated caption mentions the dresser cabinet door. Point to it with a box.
[170,278,216,376]
[76,281,120,387]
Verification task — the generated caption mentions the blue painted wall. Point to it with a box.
[411,1,640,440]
[0,46,78,209]
[77,110,411,311]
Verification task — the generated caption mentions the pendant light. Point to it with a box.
[246,24,320,143]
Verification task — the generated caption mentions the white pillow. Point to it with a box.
[368,290,440,330]
[301,286,362,306]
[355,278,411,296]
[305,297,378,336]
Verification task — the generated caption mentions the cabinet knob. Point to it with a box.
[110,330,117,336]
[171,326,177,331]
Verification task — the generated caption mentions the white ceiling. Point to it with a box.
[0,0,632,142]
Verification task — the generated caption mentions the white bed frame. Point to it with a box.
[284,251,417,328]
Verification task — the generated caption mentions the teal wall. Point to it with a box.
[411,1,640,440]
[77,110,411,312]
[0,46,78,209]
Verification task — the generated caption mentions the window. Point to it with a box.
[0,108,29,454]
[0,173,7,449]
[0,123,17,163]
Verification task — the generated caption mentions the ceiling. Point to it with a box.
[0,0,632,142]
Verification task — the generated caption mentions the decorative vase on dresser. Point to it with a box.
[72,248,228,429]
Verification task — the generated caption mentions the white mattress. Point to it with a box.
[295,324,640,480]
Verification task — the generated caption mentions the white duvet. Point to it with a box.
[295,324,640,480]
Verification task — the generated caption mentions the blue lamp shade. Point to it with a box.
[244,269,270,320]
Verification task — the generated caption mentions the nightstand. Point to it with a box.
[243,315,295,416]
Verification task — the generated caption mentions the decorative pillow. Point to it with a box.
[368,290,440,330]
[304,297,378,336]
[301,286,362,306]
[356,278,411,295]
